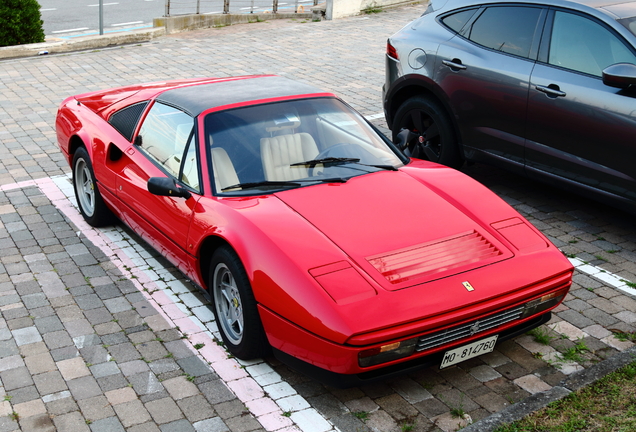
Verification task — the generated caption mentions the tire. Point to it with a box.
[210,246,270,359]
[391,96,462,169]
[72,147,116,227]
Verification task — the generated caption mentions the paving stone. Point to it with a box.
[78,395,116,422]
[33,370,68,396]
[146,397,184,424]
[52,411,91,432]
[114,400,152,428]
[192,417,229,432]
[0,366,33,391]
[17,413,55,432]
[199,379,236,405]
[88,416,125,432]
[68,376,103,400]
[177,395,216,423]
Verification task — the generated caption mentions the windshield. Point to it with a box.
[205,97,404,195]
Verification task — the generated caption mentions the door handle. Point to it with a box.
[442,59,467,71]
[535,84,566,98]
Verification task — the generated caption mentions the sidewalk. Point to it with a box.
[1,5,636,432]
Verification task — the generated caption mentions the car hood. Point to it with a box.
[275,170,514,291]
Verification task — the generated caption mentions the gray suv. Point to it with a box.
[383,0,636,213]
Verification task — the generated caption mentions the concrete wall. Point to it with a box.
[326,0,419,19]
[155,12,314,34]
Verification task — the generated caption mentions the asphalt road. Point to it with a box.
[39,0,316,36]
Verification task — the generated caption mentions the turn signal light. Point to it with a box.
[520,287,569,319]
[358,337,417,367]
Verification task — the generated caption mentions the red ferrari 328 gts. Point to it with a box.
[56,75,573,387]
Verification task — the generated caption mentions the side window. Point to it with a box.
[137,102,200,191]
[440,8,478,34]
[468,6,542,58]
[549,11,636,77]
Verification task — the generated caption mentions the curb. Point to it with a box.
[462,345,636,431]
[0,27,165,60]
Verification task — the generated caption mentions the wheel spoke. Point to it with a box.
[426,122,439,141]
[422,145,439,161]
[410,110,426,133]
[213,264,245,345]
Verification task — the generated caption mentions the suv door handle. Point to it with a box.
[442,59,467,71]
[535,84,566,98]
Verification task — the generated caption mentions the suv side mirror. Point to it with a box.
[602,63,636,89]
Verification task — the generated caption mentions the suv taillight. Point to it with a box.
[387,42,398,60]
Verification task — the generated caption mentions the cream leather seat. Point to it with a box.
[211,148,240,192]
[260,122,319,181]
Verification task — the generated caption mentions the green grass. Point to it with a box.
[353,411,369,421]
[558,341,589,363]
[495,361,636,432]
[528,326,554,345]
[613,330,636,342]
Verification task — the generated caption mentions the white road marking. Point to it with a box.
[52,27,89,34]
[40,8,57,11]
[111,21,144,26]
[87,2,119,6]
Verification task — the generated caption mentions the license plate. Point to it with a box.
[440,335,498,369]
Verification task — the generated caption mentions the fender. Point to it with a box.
[383,73,462,145]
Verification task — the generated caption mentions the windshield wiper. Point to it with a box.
[221,177,349,192]
[290,157,360,167]
[291,157,398,171]
[221,180,301,191]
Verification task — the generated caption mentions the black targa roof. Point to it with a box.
[155,75,328,117]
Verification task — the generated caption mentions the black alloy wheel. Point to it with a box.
[391,96,462,169]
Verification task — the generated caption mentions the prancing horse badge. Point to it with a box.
[463,281,475,292]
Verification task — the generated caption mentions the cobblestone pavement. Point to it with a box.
[1,5,636,432]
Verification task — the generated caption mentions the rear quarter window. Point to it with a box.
[440,8,478,34]
[109,102,148,142]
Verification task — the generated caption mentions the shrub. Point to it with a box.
[0,0,45,47]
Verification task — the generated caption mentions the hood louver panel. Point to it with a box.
[367,231,503,284]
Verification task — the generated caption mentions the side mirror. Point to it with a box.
[134,135,143,146]
[147,177,192,199]
[602,63,636,89]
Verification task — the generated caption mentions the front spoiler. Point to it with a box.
[273,312,551,388]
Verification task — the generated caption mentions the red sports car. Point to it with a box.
[56,75,573,386]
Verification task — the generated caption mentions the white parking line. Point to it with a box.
[365,112,385,120]
[87,2,119,6]
[569,257,636,296]
[40,8,57,11]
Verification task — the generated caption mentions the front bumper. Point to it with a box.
[271,312,551,388]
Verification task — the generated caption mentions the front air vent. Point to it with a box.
[367,231,502,284]
[416,306,524,352]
